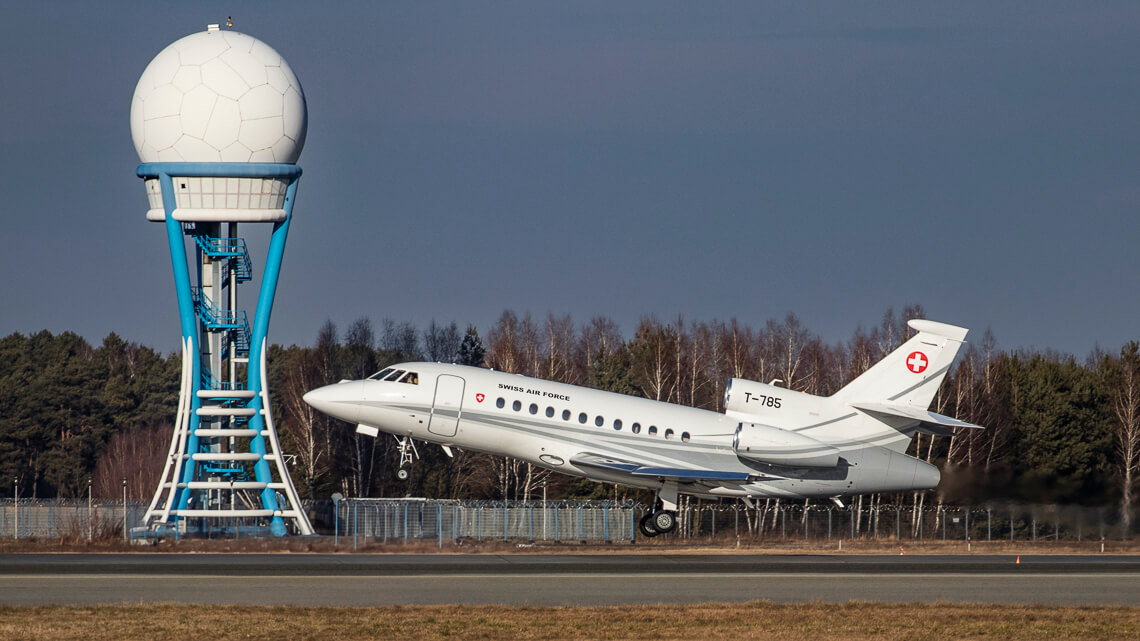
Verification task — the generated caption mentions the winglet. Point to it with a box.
[907,319,968,342]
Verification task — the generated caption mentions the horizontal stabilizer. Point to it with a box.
[850,402,983,430]
[570,453,756,482]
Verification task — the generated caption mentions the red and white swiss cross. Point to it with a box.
[475,393,485,403]
[906,351,929,374]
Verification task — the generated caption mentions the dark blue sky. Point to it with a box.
[1,2,1137,356]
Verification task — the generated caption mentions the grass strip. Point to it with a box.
[1,602,1138,641]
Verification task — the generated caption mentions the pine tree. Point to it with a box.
[457,325,486,367]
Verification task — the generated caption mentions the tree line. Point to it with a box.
[1,307,1137,531]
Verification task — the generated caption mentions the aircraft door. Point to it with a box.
[428,374,464,438]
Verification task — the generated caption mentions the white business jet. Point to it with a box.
[304,319,982,537]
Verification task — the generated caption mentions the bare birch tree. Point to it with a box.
[1113,342,1140,534]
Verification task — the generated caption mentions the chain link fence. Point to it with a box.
[1,498,1133,543]
[327,499,1135,545]
[0,499,145,540]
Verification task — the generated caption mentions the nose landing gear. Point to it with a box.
[395,436,419,480]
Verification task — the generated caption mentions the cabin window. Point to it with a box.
[398,371,419,385]
[648,425,658,436]
[529,403,539,415]
[546,406,555,418]
[631,422,641,434]
[594,415,604,427]
[384,369,405,382]
[368,368,395,380]
[664,429,674,440]
[613,419,622,431]
[563,409,571,421]
[681,431,691,443]
[513,400,522,412]
[578,412,588,424]
[496,397,505,409]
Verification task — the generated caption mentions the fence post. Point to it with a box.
[478,505,483,542]
[529,504,534,542]
[504,503,508,542]
[354,501,358,551]
[438,503,443,548]
[604,504,610,543]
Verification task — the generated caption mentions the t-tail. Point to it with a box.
[835,319,982,452]
[725,319,983,458]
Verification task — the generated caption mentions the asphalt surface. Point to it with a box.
[1,553,1138,606]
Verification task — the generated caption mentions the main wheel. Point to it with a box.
[638,513,660,537]
[652,510,677,534]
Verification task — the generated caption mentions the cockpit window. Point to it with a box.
[384,369,405,382]
[368,368,395,381]
[399,371,419,385]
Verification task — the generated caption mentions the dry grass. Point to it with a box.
[0,602,1137,641]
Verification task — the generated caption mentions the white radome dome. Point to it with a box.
[130,28,307,164]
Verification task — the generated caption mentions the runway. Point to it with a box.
[1,554,1138,606]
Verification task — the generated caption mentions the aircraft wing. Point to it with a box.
[570,453,757,482]
[850,402,983,433]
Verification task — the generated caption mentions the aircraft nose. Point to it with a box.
[303,380,363,424]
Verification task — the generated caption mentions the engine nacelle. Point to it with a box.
[733,422,840,468]
[723,377,821,419]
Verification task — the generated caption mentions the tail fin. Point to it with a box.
[836,319,967,409]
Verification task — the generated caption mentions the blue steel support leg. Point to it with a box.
[246,179,299,536]
[159,172,202,516]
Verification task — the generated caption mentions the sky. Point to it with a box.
[1,2,1138,357]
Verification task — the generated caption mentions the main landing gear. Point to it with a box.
[638,482,680,538]
[638,510,677,537]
